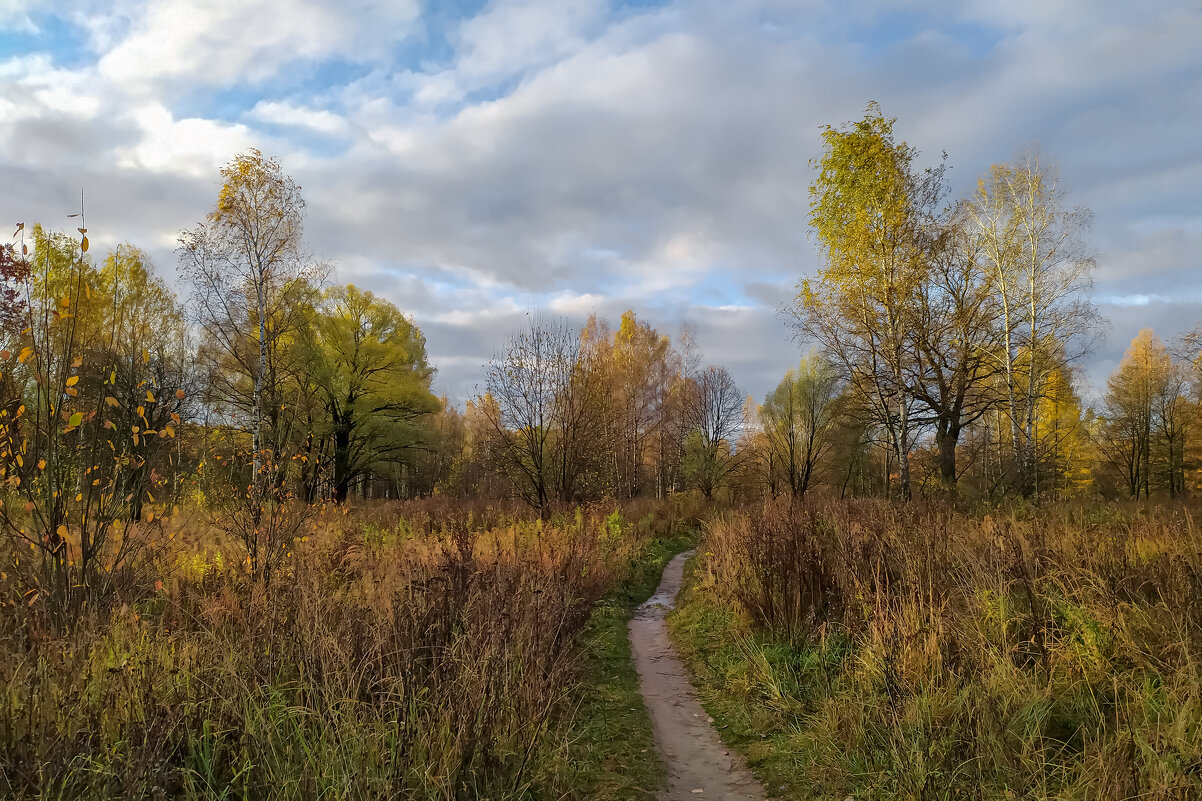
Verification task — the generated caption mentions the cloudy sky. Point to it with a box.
[1,0,1200,404]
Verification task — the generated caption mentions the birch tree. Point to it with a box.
[178,150,319,572]
[966,151,1097,495]
[794,104,932,500]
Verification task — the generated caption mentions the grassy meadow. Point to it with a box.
[670,500,1202,800]
[0,498,698,800]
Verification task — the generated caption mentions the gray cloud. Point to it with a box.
[0,0,1199,409]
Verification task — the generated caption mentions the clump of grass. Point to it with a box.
[672,500,1202,800]
[0,500,688,800]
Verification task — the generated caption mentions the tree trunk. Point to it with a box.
[935,421,960,492]
[332,423,351,504]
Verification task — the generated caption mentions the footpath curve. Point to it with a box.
[628,551,768,801]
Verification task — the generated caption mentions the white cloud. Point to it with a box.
[116,104,255,175]
[548,291,607,315]
[0,0,36,32]
[248,101,347,135]
[456,0,606,81]
[98,0,420,89]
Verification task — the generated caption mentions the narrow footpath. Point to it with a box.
[629,551,768,801]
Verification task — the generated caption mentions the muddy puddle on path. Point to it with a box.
[629,551,769,801]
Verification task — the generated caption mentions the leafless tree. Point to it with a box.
[682,365,745,498]
[480,315,593,517]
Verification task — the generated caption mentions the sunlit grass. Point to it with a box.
[671,500,1202,800]
[0,497,700,800]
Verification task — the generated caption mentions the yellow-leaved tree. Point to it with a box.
[793,103,935,500]
[1096,329,1191,497]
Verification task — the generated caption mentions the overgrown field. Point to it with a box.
[671,500,1202,800]
[0,498,698,800]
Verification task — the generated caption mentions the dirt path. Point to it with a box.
[629,551,768,801]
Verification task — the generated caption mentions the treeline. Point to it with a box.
[4,112,1202,608]
[456,107,1202,508]
[0,147,761,604]
[0,152,450,610]
[1,153,439,514]
[461,312,744,514]
[757,104,1202,502]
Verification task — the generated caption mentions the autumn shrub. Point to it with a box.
[675,499,1202,800]
[0,224,189,632]
[0,500,678,800]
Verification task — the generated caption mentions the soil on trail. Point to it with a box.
[629,551,768,801]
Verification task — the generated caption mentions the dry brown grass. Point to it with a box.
[676,499,1202,800]
[0,498,680,800]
